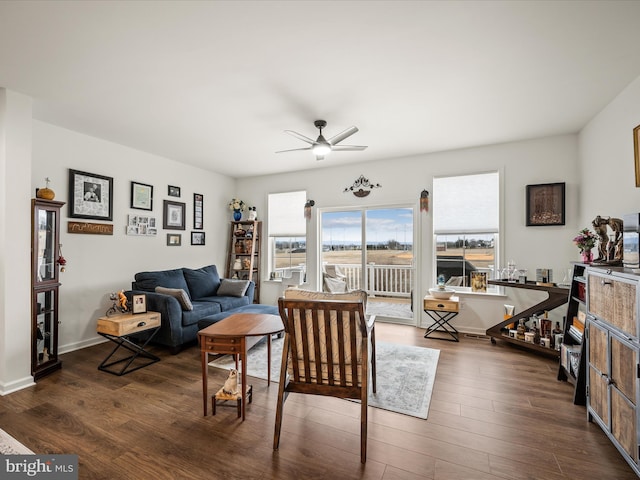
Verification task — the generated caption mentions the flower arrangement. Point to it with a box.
[228,198,246,212]
[573,228,598,253]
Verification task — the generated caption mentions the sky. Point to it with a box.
[321,208,414,245]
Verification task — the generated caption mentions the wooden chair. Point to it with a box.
[273,289,376,463]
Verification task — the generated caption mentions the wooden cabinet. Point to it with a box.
[557,263,587,405]
[31,198,65,379]
[225,221,261,303]
[586,267,640,474]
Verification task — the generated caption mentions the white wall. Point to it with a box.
[237,134,580,334]
[579,75,640,225]
[0,89,34,394]
[31,121,237,353]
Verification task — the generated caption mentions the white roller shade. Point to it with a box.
[433,172,499,234]
[268,191,307,236]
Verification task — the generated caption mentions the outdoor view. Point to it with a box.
[435,234,495,286]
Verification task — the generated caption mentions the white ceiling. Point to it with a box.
[2,1,640,178]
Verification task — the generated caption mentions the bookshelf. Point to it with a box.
[557,263,587,405]
[225,221,261,303]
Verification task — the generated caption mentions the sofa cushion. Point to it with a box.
[217,279,250,297]
[183,265,221,300]
[155,286,193,311]
[199,294,250,311]
[182,301,221,326]
[135,268,190,293]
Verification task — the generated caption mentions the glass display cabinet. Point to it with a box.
[31,198,65,379]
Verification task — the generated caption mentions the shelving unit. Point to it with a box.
[486,279,569,357]
[557,263,587,405]
[225,221,261,303]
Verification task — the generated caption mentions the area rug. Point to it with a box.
[0,428,34,454]
[366,301,413,320]
[210,338,439,419]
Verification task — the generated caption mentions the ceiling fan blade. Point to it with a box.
[328,126,358,145]
[284,130,318,145]
[275,147,313,154]
[331,145,368,151]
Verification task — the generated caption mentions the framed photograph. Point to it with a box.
[634,124,640,187]
[191,231,205,246]
[130,181,153,211]
[68,169,113,221]
[168,185,181,197]
[526,182,565,226]
[163,200,185,230]
[193,193,203,229]
[166,233,182,246]
[132,294,147,314]
[126,214,157,236]
[471,271,487,292]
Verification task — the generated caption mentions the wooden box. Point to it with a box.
[97,311,160,337]
[423,295,459,313]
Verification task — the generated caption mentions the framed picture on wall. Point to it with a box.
[526,182,565,226]
[168,185,181,197]
[130,181,153,211]
[191,231,205,246]
[163,200,185,230]
[68,169,114,221]
[166,233,182,246]
[193,193,203,229]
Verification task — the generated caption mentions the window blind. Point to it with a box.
[268,191,307,237]
[433,172,499,234]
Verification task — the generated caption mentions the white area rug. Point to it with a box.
[0,428,34,454]
[210,338,439,419]
[366,301,413,320]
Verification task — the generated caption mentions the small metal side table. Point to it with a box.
[96,311,161,376]
[423,295,460,342]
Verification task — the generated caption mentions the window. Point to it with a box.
[433,172,499,288]
[268,191,307,278]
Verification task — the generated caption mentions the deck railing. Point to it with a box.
[275,263,414,298]
[331,263,413,298]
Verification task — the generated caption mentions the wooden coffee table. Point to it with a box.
[198,312,284,421]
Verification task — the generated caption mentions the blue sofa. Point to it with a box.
[126,265,255,353]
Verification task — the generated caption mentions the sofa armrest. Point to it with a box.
[125,290,185,348]
[244,281,255,303]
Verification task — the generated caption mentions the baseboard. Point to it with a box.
[59,336,106,355]
[0,376,35,396]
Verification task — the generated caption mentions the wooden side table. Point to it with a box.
[96,311,161,375]
[423,295,460,342]
[198,312,283,421]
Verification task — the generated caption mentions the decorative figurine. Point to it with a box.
[591,215,623,265]
[222,368,238,396]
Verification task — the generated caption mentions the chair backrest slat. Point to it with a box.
[278,298,368,387]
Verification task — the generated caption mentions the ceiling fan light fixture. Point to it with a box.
[312,142,331,156]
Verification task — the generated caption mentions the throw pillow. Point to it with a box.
[217,279,250,298]
[155,286,194,311]
[183,265,221,299]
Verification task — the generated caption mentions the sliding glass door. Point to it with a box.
[320,206,415,324]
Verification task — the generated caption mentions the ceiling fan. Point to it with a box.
[276,120,367,160]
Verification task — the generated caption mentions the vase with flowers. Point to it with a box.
[228,198,246,221]
[573,227,598,263]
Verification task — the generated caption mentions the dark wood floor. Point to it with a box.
[1,323,637,480]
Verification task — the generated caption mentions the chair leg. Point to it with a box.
[360,385,368,463]
[370,326,377,393]
[273,339,290,451]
